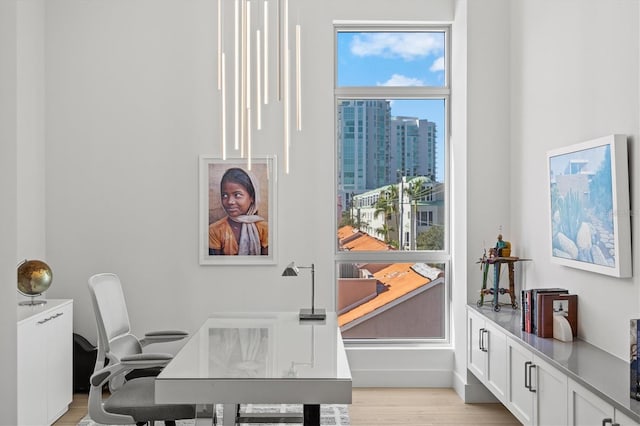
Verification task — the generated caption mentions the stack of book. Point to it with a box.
[521,288,577,338]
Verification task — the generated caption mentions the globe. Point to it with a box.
[17,259,52,305]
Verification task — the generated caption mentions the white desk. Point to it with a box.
[155,312,352,425]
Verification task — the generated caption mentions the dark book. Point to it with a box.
[538,293,577,338]
[637,321,640,400]
[524,290,532,333]
[531,288,568,335]
[631,319,640,400]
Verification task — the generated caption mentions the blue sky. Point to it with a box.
[337,32,446,182]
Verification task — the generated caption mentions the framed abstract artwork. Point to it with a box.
[547,134,631,277]
[199,156,277,265]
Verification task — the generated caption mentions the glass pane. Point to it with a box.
[337,31,446,87]
[337,99,445,251]
[337,262,446,339]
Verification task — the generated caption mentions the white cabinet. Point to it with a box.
[568,379,639,426]
[531,354,568,425]
[506,337,533,424]
[17,300,73,426]
[615,410,640,426]
[506,337,568,426]
[468,306,640,426]
[467,309,507,403]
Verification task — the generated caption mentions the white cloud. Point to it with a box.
[350,33,442,61]
[430,56,445,72]
[378,74,424,87]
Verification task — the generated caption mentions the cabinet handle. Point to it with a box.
[524,361,536,392]
[36,311,64,325]
[527,362,536,393]
[479,328,485,351]
[481,329,489,352]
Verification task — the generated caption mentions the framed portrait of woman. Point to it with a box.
[199,156,277,265]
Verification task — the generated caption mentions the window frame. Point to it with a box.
[333,23,452,345]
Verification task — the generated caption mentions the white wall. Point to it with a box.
[509,0,639,360]
[35,0,640,398]
[0,0,19,422]
[17,0,46,263]
[44,0,458,383]
[454,0,512,400]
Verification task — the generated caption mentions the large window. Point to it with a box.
[335,27,450,342]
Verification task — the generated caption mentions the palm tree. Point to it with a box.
[374,186,398,248]
[404,176,430,250]
[375,223,395,244]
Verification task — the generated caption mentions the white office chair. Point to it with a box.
[88,272,188,391]
[88,352,196,426]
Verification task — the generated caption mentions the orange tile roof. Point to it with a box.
[338,226,394,251]
[337,226,359,242]
[342,234,393,251]
[338,263,434,327]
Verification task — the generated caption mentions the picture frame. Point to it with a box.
[547,134,631,277]
[199,155,277,265]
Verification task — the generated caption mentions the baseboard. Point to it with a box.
[460,381,500,403]
[351,368,453,387]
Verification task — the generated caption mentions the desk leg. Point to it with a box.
[303,404,320,426]
[195,404,215,426]
[222,403,236,426]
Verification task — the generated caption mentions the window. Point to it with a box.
[335,26,450,342]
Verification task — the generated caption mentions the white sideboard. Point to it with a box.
[17,299,73,426]
[467,305,640,426]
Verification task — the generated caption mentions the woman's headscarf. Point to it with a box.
[224,168,265,255]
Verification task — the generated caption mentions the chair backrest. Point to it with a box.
[88,273,143,371]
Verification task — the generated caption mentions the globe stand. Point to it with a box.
[18,294,47,306]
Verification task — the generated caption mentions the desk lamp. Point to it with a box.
[282,262,326,321]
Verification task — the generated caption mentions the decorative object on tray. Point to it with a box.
[17,259,53,306]
[477,235,531,312]
[547,134,632,277]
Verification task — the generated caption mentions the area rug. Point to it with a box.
[78,404,350,425]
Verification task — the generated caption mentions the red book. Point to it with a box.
[525,290,532,333]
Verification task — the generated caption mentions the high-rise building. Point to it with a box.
[337,100,438,212]
[337,100,390,209]
[390,117,437,181]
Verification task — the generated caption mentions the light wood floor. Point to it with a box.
[54,388,521,426]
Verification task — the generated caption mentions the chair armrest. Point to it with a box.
[140,330,189,346]
[90,353,173,387]
[120,352,173,366]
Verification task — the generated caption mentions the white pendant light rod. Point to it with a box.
[256,29,262,130]
[221,52,227,160]
[217,0,222,90]
[234,0,240,150]
[283,0,289,173]
[276,0,282,101]
[263,0,269,105]
[240,0,247,158]
[295,24,301,132]
[246,0,251,164]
